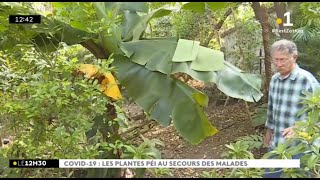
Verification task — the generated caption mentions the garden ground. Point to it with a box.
[127,81,268,178]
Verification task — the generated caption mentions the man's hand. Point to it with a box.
[264,129,273,147]
[282,126,295,138]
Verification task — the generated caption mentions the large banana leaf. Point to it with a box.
[172,62,217,83]
[172,39,199,62]
[121,11,142,40]
[119,39,225,73]
[92,3,123,55]
[121,8,174,41]
[112,55,217,144]
[118,38,262,102]
[214,61,263,102]
[93,2,173,45]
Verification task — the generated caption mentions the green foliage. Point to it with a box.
[171,10,212,44]
[221,141,255,159]
[1,2,264,147]
[236,134,263,150]
[148,16,173,38]
[121,136,164,159]
[181,2,236,13]
[50,2,121,35]
[292,3,320,43]
[0,44,114,178]
[300,88,320,112]
[202,94,320,179]
[0,6,265,178]
[148,2,232,45]
[0,42,167,178]
[0,3,38,50]
[251,103,268,127]
[234,168,264,178]
[147,168,173,178]
[299,3,320,26]
[290,2,320,80]
[149,2,176,10]
[201,134,264,178]
[293,25,320,42]
[224,4,262,73]
[121,137,164,178]
[200,169,222,178]
[295,39,320,80]
[282,168,309,178]
[214,62,263,102]
[112,55,219,144]
[262,88,320,178]
[148,2,224,47]
[147,2,181,38]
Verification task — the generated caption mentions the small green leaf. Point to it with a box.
[206,2,228,11]
[71,57,78,63]
[225,144,235,151]
[124,145,137,154]
[70,93,78,99]
[307,154,317,168]
[51,2,66,8]
[181,2,205,13]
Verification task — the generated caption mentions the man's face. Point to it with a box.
[272,50,297,76]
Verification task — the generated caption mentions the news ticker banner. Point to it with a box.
[9,159,300,168]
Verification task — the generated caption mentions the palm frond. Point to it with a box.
[293,25,320,42]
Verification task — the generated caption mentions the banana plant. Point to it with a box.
[0,2,263,145]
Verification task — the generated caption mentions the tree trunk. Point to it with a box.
[252,2,272,99]
[274,2,291,39]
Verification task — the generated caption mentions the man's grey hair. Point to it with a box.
[271,39,298,56]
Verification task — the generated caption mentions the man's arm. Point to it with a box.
[264,82,274,147]
[264,128,274,147]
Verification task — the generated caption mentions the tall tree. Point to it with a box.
[251,2,272,98]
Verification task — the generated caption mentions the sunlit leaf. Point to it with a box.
[206,2,228,11]
[181,2,205,13]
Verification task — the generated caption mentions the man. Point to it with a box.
[263,39,319,178]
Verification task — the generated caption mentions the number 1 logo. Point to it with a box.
[283,12,293,27]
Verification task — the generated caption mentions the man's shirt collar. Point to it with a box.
[276,64,300,81]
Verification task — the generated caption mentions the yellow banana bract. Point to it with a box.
[78,64,98,78]
[77,64,122,100]
[102,72,123,100]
